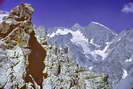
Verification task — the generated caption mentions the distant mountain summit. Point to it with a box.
[47,22,133,89]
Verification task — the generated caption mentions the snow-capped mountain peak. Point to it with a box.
[47,22,116,62]
[89,21,117,36]
[90,21,111,30]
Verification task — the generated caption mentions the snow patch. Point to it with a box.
[125,55,133,62]
[83,41,111,61]
[0,11,9,23]
[47,29,71,38]
[95,42,110,59]
[88,66,93,70]
[70,30,88,45]
[47,28,88,43]
[90,39,100,47]
[122,69,128,79]
[89,42,111,60]
[125,58,133,62]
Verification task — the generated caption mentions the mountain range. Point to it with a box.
[46,22,133,89]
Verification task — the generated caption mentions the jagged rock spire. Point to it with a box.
[0,3,34,48]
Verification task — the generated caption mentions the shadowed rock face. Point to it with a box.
[25,32,46,89]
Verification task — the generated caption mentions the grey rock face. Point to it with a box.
[42,46,111,89]
[0,46,30,89]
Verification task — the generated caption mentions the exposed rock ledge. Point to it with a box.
[0,3,111,89]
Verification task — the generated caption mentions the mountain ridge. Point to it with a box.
[47,22,133,89]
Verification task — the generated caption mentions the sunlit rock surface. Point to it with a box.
[0,3,34,89]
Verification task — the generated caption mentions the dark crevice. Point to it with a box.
[0,23,18,39]
[57,65,61,75]
[20,85,26,89]
[25,32,46,89]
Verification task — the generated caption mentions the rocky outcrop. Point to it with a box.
[0,3,34,89]
[42,46,111,89]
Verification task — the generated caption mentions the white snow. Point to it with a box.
[80,39,111,60]
[125,58,133,62]
[90,39,100,47]
[91,21,117,36]
[47,29,72,38]
[125,55,133,62]
[47,29,88,44]
[92,42,111,60]
[47,28,90,53]
[69,29,91,55]
[91,21,111,31]
[70,30,89,52]
[122,69,128,79]
[48,28,111,60]
[88,66,93,70]
[0,12,9,23]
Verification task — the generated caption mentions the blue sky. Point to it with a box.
[0,0,133,32]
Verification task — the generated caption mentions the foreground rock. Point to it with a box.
[0,3,34,89]
[42,46,111,89]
